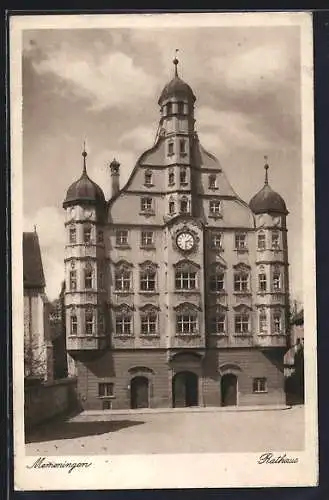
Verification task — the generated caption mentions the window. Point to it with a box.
[176,313,197,334]
[69,227,76,244]
[234,271,249,292]
[140,269,156,291]
[115,310,132,335]
[168,169,175,185]
[167,102,173,114]
[273,272,281,291]
[211,232,223,249]
[115,229,128,246]
[235,233,247,250]
[69,270,77,291]
[84,267,93,289]
[209,268,225,292]
[141,231,154,247]
[209,200,221,216]
[70,314,78,335]
[168,142,174,155]
[253,378,267,393]
[141,197,153,212]
[210,312,226,334]
[273,311,282,333]
[97,230,104,243]
[141,312,157,335]
[209,174,217,189]
[85,310,93,335]
[177,101,184,114]
[98,382,114,397]
[235,313,250,334]
[175,270,196,290]
[180,168,187,184]
[179,139,186,155]
[259,310,267,333]
[144,170,153,186]
[98,312,105,334]
[169,200,175,215]
[272,231,280,249]
[115,269,131,292]
[257,232,266,250]
[258,273,267,292]
[180,198,188,214]
[83,226,92,244]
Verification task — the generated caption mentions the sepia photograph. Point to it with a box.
[11,11,317,490]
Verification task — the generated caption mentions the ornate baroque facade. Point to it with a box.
[63,58,289,409]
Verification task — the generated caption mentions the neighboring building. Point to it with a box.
[23,230,53,381]
[49,281,68,380]
[284,309,304,404]
[63,57,290,409]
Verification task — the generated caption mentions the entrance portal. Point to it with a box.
[221,373,237,406]
[172,371,198,408]
[130,376,149,409]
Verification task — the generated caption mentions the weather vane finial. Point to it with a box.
[82,140,88,174]
[173,49,179,76]
[264,155,269,185]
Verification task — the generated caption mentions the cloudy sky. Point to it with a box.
[22,21,303,302]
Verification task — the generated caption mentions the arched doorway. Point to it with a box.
[130,376,149,409]
[172,371,198,408]
[221,373,238,406]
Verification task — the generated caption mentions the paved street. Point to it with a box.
[26,405,304,455]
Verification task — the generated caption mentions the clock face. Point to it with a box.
[176,232,195,251]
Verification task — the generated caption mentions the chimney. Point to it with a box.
[110,158,120,197]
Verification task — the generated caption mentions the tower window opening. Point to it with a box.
[273,272,281,291]
[69,270,77,291]
[179,139,186,155]
[83,226,92,244]
[168,142,174,156]
[69,227,76,244]
[168,169,175,186]
[259,310,267,333]
[272,231,280,249]
[180,168,187,185]
[167,102,173,115]
[70,314,78,335]
[177,101,184,114]
[180,198,188,214]
[84,268,93,290]
[258,232,266,250]
[273,311,282,333]
[85,310,94,336]
[169,200,175,215]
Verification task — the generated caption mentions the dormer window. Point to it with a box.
[141,197,153,213]
[168,142,174,156]
[179,139,186,155]
[209,174,217,189]
[180,167,187,185]
[209,200,221,216]
[144,170,153,186]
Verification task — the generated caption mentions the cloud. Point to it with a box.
[119,125,155,152]
[32,46,158,111]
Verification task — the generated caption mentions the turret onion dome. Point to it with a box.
[63,147,105,208]
[158,51,196,105]
[249,161,288,215]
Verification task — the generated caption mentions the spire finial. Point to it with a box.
[173,49,179,77]
[82,141,87,174]
[264,155,269,185]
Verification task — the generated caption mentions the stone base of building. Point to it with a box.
[70,348,286,410]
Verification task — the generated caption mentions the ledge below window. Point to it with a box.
[139,291,159,295]
[235,248,249,253]
[139,211,155,217]
[113,291,134,295]
[209,214,223,219]
[174,333,201,338]
[114,244,130,249]
[140,245,156,250]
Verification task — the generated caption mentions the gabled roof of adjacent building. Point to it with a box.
[23,231,46,289]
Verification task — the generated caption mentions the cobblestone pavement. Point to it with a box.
[26,405,304,455]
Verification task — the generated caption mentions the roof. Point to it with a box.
[158,75,196,105]
[63,151,105,208]
[249,165,287,215]
[23,232,46,289]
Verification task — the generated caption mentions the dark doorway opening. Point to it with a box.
[130,376,149,409]
[221,373,238,406]
[172,371,198,408]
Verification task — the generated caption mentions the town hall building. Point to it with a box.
[63,56,290,409]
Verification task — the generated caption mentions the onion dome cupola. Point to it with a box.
[249,160,288,215]
[63,146,105,209]
[158,50,196,105]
